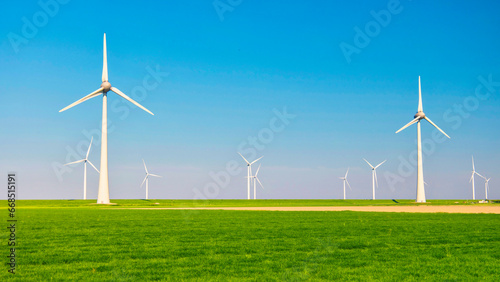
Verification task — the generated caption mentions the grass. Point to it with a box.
[2,200,499,281]
[17,198,500,209]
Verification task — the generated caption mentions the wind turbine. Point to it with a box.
[470,156,483,200]
[252,164,264,199]
[395,76,450,203]
[481,176,491,200]
[59,33,154,204]
[238,153,263,199]
[141,159,162,200]
[363,159,386,200]
[64,137,100,200]
[339,168,351,200]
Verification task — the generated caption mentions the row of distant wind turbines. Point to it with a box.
[64,137,162,200]
[60,33,492,203]
[338,156,492,201]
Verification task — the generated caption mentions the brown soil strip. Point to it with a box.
[125,206,500,214]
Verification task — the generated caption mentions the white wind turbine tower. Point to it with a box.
[238,153,263,199]
[339,168,351,200]
[469,156,483,200]
[252,164,264,199]
[396,76,450,203]
[141,159,162,200]
[59,34,154,204]
[64,137,100,200]
[363,159,386,200]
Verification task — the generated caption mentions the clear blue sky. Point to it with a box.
[1,0,499,200]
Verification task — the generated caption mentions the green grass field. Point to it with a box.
[3,200,500,281]
[17,198,500,209]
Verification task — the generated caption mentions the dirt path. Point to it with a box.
[128,205,500,214]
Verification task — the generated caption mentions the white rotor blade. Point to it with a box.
[238,152,251,165]
[86,137,94,159]
[111,87,154,115]
[64,159,85,166]
[475,171,484,179]
[255,164,261,176]
[363,158,374,169]
[375,160,386,169]
[256,177,264,189]
[469,172,474,183]
[142,159,148,174]
[472,156,475,171]
[59,88,103,112]
[396,117,419,134]
[339,177,344,180]
[141,175,148,188]
[345,168,349,178]
[102,33,108,82]
[418,76,423,112]
[250,156,264,165]
[87,160,100,173]
[423,116,450,139]
[346,179,352,190]
[149,174,162,178]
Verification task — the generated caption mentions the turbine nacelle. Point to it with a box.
[414,112,425,119]
[101,81,112,93]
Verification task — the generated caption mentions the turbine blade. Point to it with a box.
[475,171,484,179]
[472,156,475,171]
[149,174,162,178]
[87,160,100,173]
[141,175,148,188]
[238,152,250,165]
[363,158,374,169]
[64,159,85,166]
[250,156,264,165]
[59,88,103,112]
[346,179,352,190]
[256,177,264,189]
[396,117,419,134]
[102,33,108,82]
[143,159,148,174]
[111,87,154,115]
[469,172,474,183]
[345,168,349,178]
[423,116,450,139]
[255,164,261,176]
[375,160,386,169]
[86,137,93,159]
[418,76,423,112]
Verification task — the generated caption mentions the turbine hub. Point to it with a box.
[414,112,425,119]
[101,81,112,93]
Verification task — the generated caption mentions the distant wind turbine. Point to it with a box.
[339,168,351,200]
[59,33,154,204]
[238,153,263,199]
[141,159,162,200]
[481,176,491,200]
[470,156,483,200]
[363,159,386,200]
[395,76,450,203]
[252,164,264,199]
[64,137,99,200]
